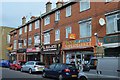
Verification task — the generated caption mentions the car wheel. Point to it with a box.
[21,68,23,72]
[78,76,87,80]
[59,74,63,80]
[29,69,32,74]
[42,72,46,78]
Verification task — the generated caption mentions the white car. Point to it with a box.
[21,61,45,74]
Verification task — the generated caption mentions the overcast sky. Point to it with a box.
[0,0,69,28]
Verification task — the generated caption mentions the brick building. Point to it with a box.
[41,1,120,65]
[0,26,15,60]
[9,0,120,66]
[9,16,42,61]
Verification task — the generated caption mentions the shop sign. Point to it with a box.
[103,35,120,44]
[27,47,40,52]
[17,49,26,53]
[62,38,92,49]
[6,47,12,51]
[69,34,76,40]
[42,44,61,51]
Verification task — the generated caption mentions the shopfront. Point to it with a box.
[17,49,26,61]
[103,34,120,57]
[26,47,40,61]
[41,43,61,65]
[62,38,94,66]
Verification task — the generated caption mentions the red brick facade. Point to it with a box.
[9,1,120,65]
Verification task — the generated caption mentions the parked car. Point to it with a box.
[42,63,79,80]
[0,59,10,68]
[21,61,45,74]
[9,60,26,70]
[78,57,120,80]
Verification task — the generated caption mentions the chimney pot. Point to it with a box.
[22,16,26,25]
[46,2,52,13]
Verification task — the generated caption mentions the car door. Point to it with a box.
[47,64,56,77]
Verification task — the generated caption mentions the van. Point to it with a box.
[78,57,120,80]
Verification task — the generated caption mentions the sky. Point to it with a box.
[0,0,69,28]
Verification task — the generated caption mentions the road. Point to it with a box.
[0,67,54,80]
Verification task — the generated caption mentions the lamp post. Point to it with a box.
[94,33,98,57]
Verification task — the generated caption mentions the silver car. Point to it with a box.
[21,61,45,74]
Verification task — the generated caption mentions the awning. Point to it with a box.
[102,43,120,48]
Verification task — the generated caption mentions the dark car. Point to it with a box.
[0,59,10,68]
[42,63,79,80]
[10,60,26,70]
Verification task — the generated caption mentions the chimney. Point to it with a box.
[22,16,26,25]
[31,16,36,20]
[56,0,63,8]
[46,2,52,13]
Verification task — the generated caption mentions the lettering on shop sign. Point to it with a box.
[103,35,120,44]
[62,38,92,49]
[43,44,58,51]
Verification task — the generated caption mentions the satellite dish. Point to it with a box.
[99,18,106,26]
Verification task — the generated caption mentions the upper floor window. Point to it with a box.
[44,33,50,44]
[106,0,112,2]
[55,29,60,41]
[66,27,71,38]
[106,13,120,34]
[66,6,71,17]
[80,0,90,12]
[29,24,32,31]
[24,39,27,46]
[7,34,10,43]
[13,40,17,49]
[34,34,40,46]
[79,20,92,38]
[55,11,60,21]
[28,37,32,46]
[35,20,39,29]
[19,28,22,35]
[44,16,50,25]
[24,26,27,33]
[18,43,22,48]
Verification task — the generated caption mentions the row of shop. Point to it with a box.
[9,34,120,66]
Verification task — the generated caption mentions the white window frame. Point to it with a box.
[106,13,120,34]
[24,39,27,46]
[80,0,90,12]
[44,16,50,25]
[18,43,22,48]
[35,20,39,29]
[79,20,92,38]
[34,35,40,46]
[29,24,32,31]
[24,26,27,33]
[44,33,50,44]
[55,11,60,21]
[7,34,10,43]
[66,27,71,38]
[66,5,71,17]
[28,37,32,46]
[55,29,60,41]
[13,40,17,49]
[106,0,112,2]
[19,28,22,35]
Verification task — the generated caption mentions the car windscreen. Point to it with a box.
[36,62,45,65]
[20,62,26,65]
